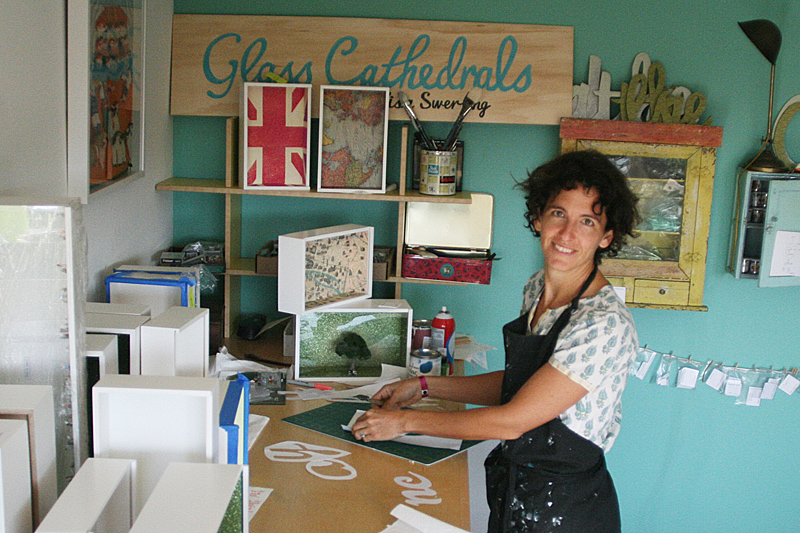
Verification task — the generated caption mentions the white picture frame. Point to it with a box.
[295,299,412,383]
[278,224,374,315]
[317,85,389,194]
[241,82,312,190]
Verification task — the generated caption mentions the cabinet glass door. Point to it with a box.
[758,180,800,287]
[575,140,703,282]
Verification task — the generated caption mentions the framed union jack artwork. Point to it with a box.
[242,82,312,190]
[318,85,389,194]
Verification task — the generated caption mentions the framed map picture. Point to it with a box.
[295,299,412,383]
[242,82,312,189]
[318,86,389,194]
[277,224,374,315]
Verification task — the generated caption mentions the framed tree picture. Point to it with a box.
[318,85,389,194]
[242,82,312,189]
[294,299,412,382]
[88,0,145,193]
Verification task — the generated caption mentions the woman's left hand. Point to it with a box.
[351,408,408,442]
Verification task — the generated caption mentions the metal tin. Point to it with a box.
[411,319,432,350]
[409,348,442,377]
[419,149,457,196]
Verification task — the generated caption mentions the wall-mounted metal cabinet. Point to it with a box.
[729,170,800,287]
[560,118,723,311]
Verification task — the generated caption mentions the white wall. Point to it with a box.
[0,0,174,301]
[0,0,68,196]
[83,0,174,300]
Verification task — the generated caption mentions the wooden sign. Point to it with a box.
[171,15,573,125]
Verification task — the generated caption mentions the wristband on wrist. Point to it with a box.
[419,376,429,397]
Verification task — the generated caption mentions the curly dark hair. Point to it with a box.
[518,149,640,264]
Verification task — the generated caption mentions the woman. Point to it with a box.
[352,150,640,532]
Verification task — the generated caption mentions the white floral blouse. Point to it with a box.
[521,270,639,452]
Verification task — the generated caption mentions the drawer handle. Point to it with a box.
[659,288,668,295]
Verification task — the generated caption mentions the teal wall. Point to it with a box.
[172,1,800,531]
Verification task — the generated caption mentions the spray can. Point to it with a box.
[431,306,455,375]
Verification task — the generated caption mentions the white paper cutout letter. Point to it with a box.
[394,471,442,506]
[264,441,357,480]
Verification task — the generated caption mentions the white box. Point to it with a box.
[35,458,136,533]
[86,334,119,457]
[278,224,374,315]
[0,419,32,533]
[108,265,201,319]
[0,385,55,529]
[295,299,412,382]
[86,302,152,316]
[92,375,221,517]
[87,334,120,380]
[140,307,210,377]
[85,312,150,375]
[130,463,247,533]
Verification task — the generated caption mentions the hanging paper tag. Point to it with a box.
[761,378,780,400]
[724,377,742,396]
[779,374,800,395]
[745,387,762,407]
[676,367,699,389]
[634,348,658,380]
[705,368,726,390]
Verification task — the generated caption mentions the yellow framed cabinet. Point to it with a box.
[560,118,723,311]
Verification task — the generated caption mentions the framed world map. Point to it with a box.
[317,85,389,193]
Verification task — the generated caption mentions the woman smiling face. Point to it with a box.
[533,186,614,276]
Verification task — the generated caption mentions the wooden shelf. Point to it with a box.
[156,178,473,204]
[159,123,493,337]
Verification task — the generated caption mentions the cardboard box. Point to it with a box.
[372,246,395,281]
[255,241,278,275]
[402,193,495,284]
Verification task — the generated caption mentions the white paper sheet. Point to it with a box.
[769,230,800,277]
[343,410,462,450]
[377,504,469,533]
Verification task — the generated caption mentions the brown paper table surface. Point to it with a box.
[248,393,471,532]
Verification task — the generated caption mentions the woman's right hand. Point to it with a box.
[371,378,423,410]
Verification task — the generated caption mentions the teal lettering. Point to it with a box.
[203,33,241,99]
[326,36,360,84]
[241,38,267,82]
[495,36,531,92]
[279,62,313,83]
[436,37,467,90]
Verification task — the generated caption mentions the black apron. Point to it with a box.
[484,267,621,533]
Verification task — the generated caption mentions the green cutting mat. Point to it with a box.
[282,402,480,466]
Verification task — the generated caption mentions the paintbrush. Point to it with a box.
[442,87,483,151]
[398,91,436,150]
